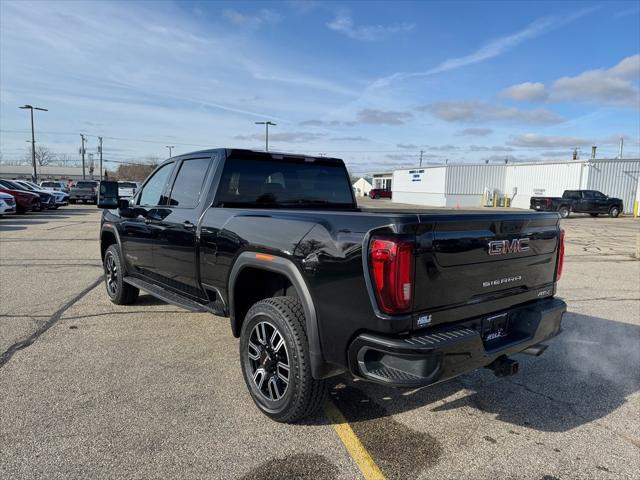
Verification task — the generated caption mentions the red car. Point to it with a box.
[368,188,392,199]
[0,180,40,213]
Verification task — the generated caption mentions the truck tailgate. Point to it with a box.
[413,213,560,324]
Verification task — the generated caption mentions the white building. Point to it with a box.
[352,177,373,197]
[393,158,640,214]
[371,172,393,191]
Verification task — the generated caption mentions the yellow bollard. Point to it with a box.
[493,194,498,208]
[634,199,639,218]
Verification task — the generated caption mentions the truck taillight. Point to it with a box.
[370,238,413,314]
[556,229,565,281]
[545,198,552,207]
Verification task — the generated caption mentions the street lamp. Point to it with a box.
[255,121,276,151]
[19,104,48,183]
[166,145,175,158]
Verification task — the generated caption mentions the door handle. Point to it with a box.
[183,221,195,231]
[144,218,152,224]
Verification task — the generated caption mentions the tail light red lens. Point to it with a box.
[546,198,552,207]
[556,229,565,281]
[370,238,414,314]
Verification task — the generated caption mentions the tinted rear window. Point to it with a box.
[76,181,98,188]
[217,158,353,207]
[168,158,210,208]
[118,182,138,188]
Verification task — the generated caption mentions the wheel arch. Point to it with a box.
[228,252,335,379]
[100,224,122,262]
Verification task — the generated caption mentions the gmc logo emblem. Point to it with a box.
[488,238,530,255]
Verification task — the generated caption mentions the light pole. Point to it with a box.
[166,145,174,158]
[19,104,48,183]
[255,121,276,151]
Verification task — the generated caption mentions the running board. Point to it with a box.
[123,276,213,313]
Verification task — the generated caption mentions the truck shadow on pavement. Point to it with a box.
[323,311,639,434]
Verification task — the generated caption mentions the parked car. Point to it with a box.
[11,180,60,209]
[117,181,140,198]
[97,148,566,423]
[530,190,623,218]
[0,180,40,213]
[40,180,70,193]
[0,191,16,216]
[17,180,69,207]
[69,180,100,204]
[368,188,392,199]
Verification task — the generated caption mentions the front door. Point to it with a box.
[120,162,175,276]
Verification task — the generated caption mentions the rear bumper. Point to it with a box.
[348,297,566,387]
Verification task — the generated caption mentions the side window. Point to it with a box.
[168,158,210,208]
[138,163,173,207]
[582,191,595,199]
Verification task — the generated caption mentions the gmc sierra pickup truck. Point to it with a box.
[530,190,623,218]
[97,148,566,422]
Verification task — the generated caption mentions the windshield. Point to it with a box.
[217,157,354,208]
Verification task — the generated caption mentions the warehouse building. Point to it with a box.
[393,158,640,214]
[0,164,86,181]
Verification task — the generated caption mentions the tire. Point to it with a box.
[590,213,598,217]
[240,296,326,423]
[558,206,570,218]
[103,244,139,305]
[609,206,620,218]
[371,194,378,199]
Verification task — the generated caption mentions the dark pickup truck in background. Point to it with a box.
[97,148,566,422]
[531,189,623,218]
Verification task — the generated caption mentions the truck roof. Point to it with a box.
[169,148,345,165]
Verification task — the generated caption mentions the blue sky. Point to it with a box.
[1,0,638,174]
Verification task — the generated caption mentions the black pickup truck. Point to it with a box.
[97,148,566,422]
[530,190,623,218]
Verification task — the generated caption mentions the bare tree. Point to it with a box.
[24,145,56,166]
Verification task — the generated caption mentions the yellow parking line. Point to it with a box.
[323,399,386,480]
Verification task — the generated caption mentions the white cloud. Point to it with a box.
[327,13,413,41]
[356,109,413,125]
[234,132,326,143]
[370,7,597,87]
[552,54,640,108]
[506,134,593,148]
[502,55,640,109]
[502,82,549,101]
[420,101,564,125]
[456,127,494,136]
[222,8,282,28]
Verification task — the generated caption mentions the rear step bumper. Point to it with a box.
[348,297,566,387]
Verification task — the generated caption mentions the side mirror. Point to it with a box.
[97,181,119,209]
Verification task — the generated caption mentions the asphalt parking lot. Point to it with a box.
[1,204,639,479]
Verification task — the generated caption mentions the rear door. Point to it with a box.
[413,213,559,322]
[152,156,214,296]
[591,191,609,212]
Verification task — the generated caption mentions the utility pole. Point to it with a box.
[255,121,276,151]
[618,137,624,159]
[166,145,174,158]
[98,137,103,181]
[419,149,424,167]
[19,104,48,183]
[80,134,87,179]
